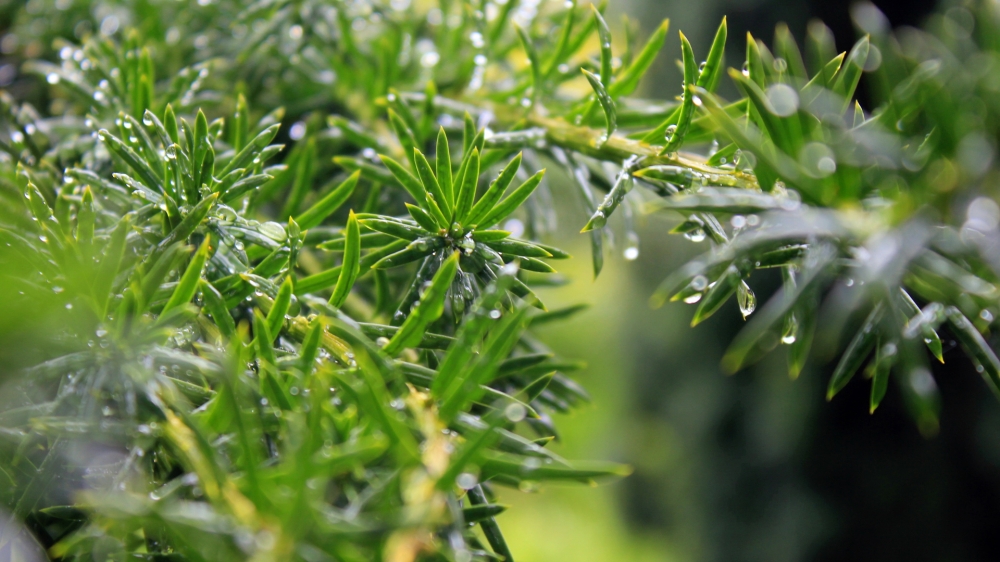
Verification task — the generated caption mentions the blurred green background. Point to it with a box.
[494,1,1000,561]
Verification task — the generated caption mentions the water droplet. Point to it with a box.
[46,73,60,84]
[664,124,677,143]
[456,472,479,490]
[505,402,527,422]
[737,282,756,318]
[817,157,837,174]
[420,51,441,67]
[981,309,994,322]
[684,228,706,243]
[624,246,639,261]
[731,215,746,229]
[489,309,502,319]
[766,83,799,117]
[165,145,177,159]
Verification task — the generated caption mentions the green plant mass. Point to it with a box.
[3,0,1000,560]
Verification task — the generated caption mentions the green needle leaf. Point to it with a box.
[696,17,728,92]
[832,35,870,110]
[774,23,807,81]
[516,25,542,105]
[582,168,633,232]
[405,203,441,233]
[76,186,95,247]
[592,5,613,89]
[691,265,740,326]
[469,486,515,562]
[219,124,281,177]
[378,153,427,205]
[383,251,460,355]
[899,288,944,362]
[946,307,1000,401]
[414,148,452,219]
[98,130,162,193]
[161,236,212,317]
[827,304,883,400]
[466,153,522,227]
[435,127,454,209]
[582,69,617,142]
[483,239,552,258]
[329,211,361,308]
[463,503,509,524]
[870,339,896,413]
[543,0,577,81]
[455,148,480,224]
[388,109,418,159]
[660,31,697,155]
[299,317,323,375]
[267,276,293,341]
[94,216,130,316]
[201,280,236,339]
[476,169,546,228]
[294,170,360,230]
[432,267,517,400]
[609,18,669,97]
[361,217,425,240]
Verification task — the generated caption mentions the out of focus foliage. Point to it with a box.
[4,0,1000,561]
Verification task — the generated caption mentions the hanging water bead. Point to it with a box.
[456,472,479,490]
[664,124,677,143]
[737,281,756,318]
[623,232,640,261]
[781,313,798,344]
[683,228,706,243]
